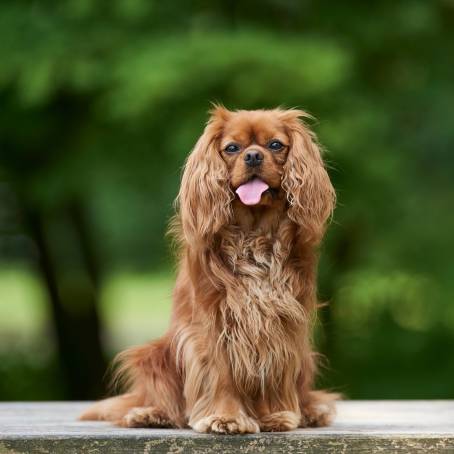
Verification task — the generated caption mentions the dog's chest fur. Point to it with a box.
[217,223,306,394]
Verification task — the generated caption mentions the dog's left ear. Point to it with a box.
[178,106,233,246]
[281,110,336,243]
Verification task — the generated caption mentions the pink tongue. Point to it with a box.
[235,178,269,205]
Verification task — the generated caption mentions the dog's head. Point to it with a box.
[179,106,335,244]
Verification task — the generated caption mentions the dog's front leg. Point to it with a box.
[191,399,260,434]
[186,362,259,434]
[255,387,301,432]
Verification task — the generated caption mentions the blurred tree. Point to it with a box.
[0,0,453,399]
[0,91,107,398]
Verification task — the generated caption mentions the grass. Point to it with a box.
[0,267,174,355]
[100,270,174,351]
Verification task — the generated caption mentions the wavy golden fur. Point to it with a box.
[80,107,338,433]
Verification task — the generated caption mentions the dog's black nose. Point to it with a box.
[244,150,263,167]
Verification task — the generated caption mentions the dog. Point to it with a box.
[80,106,338,434]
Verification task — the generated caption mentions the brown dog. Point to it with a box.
[80,107,338,434]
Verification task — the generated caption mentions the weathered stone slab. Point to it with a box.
[0,401,453,453]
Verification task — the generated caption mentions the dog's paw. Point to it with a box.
[192,413,260,434]
[120,406,173,428]
[300,402,335,428]
[260,411,300,432]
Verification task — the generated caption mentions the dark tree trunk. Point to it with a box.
[25,203,107,399]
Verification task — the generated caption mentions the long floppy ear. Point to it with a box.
[177,106,233,245]
[281,110,336,243]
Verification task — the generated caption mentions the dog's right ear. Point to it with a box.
[177,107,233,246]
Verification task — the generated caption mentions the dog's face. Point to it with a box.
[179,107,335,244]
[219,110,290,206]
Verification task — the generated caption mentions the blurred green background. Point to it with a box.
[0,0,453,401]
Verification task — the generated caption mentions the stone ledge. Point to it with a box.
[0,401,453,453]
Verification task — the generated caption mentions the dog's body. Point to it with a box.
[80,107,337,433]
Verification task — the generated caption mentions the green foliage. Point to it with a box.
[0,0,453,399]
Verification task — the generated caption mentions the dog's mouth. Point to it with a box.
[235,177,278,206]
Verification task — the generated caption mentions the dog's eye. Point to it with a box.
[225,143,240,153]
[268,140,284,151]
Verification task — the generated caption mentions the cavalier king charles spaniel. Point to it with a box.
[80,106,338,434]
